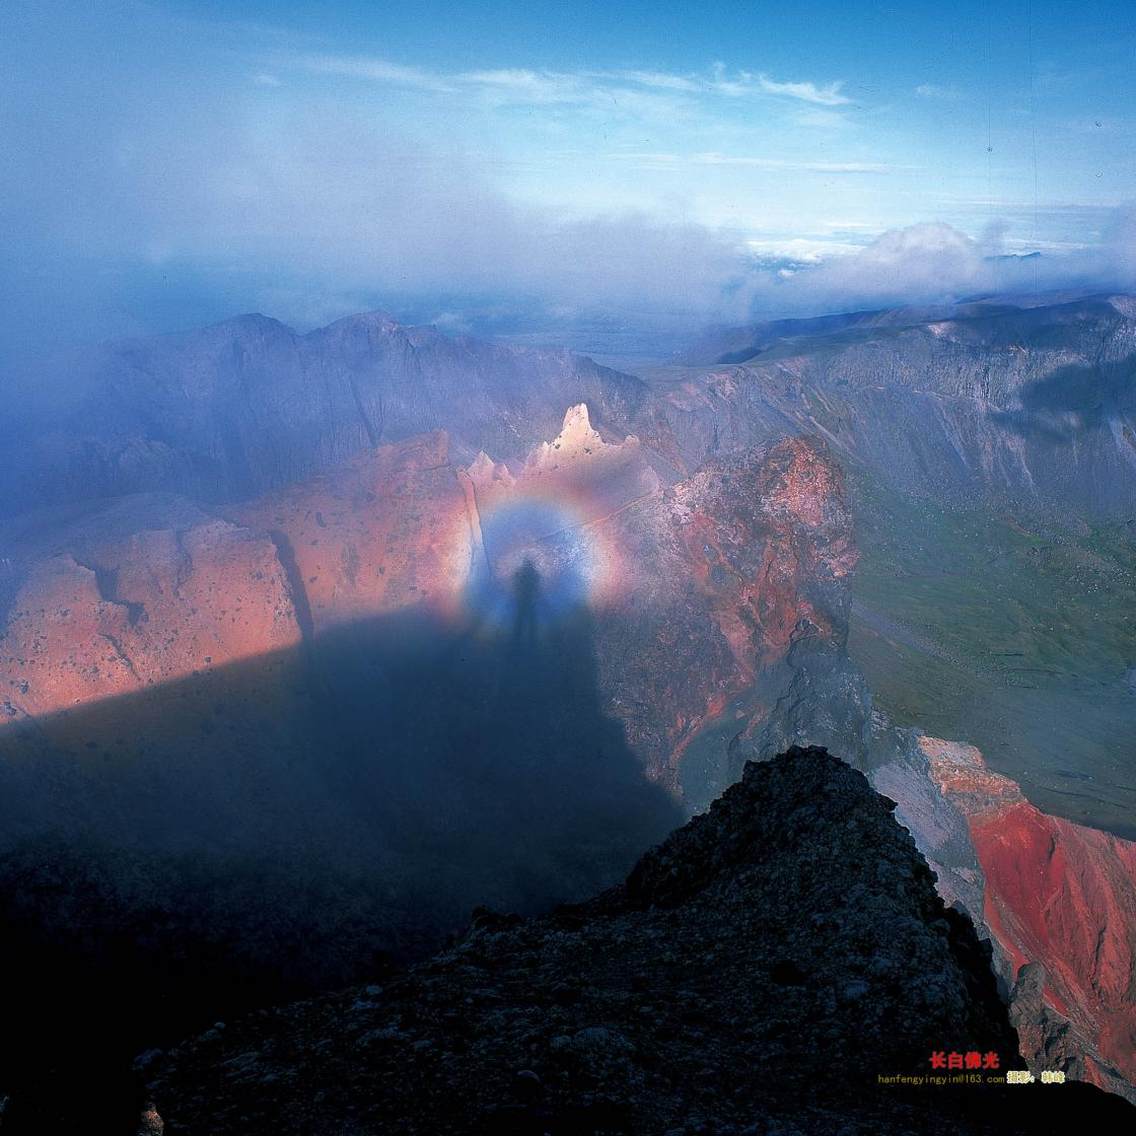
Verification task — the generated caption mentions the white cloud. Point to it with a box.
[459,68,549,89]
[746,236,863,263]
[749,215,1136,314]
[612,70,701,93]
[726,222,996,310]
[914,83,962,100]
[301,54,454,92]
[292,53,855,115]
[615,151,898,174]
[756,74,850,105]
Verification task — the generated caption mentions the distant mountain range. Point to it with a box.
[0,311,650,516]
[7,291,1135,520]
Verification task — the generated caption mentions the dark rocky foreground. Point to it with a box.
[143,748,1132,1135]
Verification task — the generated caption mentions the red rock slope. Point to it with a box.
[923,736,1136,1098]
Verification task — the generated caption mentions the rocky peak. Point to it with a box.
[524,402,630,474]
[208,312,292,337]
[623,746,931,908]
[140,746,1136,1135]
[465,450,515,491]
[309,309,406,344]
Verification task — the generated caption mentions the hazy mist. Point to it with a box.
[5,1,1136,369]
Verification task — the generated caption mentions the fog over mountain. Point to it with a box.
[5,2,1136,367]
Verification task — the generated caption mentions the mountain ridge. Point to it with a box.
[0,313,654,517]
[141,746,1133,1136]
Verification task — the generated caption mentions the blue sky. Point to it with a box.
[4,1,1136,353]
[181,0,1136,240]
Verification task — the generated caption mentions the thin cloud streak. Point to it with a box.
[756,74,851,105]
[914,83,963,101]
[301,54,456,91]
[614,151,903,174]
[295,53,855,112]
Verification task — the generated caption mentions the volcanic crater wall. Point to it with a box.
[1,401,1134,1106]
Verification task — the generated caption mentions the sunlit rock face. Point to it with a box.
[224,429,473,634]
[672,434,857,673]
[923,736,1136,1102]
[626,435,856,790]
[0,518,301,730]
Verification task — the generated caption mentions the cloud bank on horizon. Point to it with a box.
[2,0,1136,356]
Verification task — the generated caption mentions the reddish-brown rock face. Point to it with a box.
[923,737,1136,1097]
[224,430,474,633]
[674,435,858,671]
[0,521,301,738]
[640,435,856,785]
[0,408,854,796]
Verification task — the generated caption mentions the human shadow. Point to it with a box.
[510,559,541,652]
[0,586,681,1133]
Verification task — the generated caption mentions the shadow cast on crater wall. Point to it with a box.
[0,573,680,1132]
